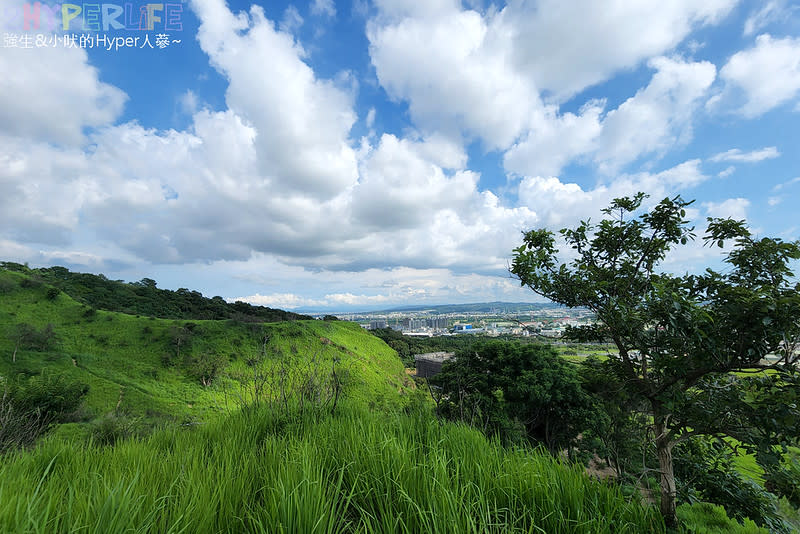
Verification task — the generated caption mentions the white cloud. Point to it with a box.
[719,34,800,117]
[505,57,716,177]
[367,3,538,149]
[743,1,789,36]
[710,146,780,163]
[2,0,787,309]
[193,0,358,199]
[0,46,126,146]
[595,57,716,172]
[367,0,734,155]
[703,198,751,220]
[772,176,800,191]
[503,101,604,178]
[768,196,782,206]
[718,166,736,178]
[0,0,539,278]
[310,0,336,18]
[507,0,735,100]
[228,263,540,310]
[178,90,200,115]
[365,108,376,130]
[231,292,328,309]
[280,5,304,33]
[516,159,709,228]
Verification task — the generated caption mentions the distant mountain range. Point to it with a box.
[347,301,564,315]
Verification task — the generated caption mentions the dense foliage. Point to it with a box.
[0,263,310,322]
[511,193,800,527]
[371,327,525,366]
[431,342,598,454]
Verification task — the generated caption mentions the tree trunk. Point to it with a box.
[654,419,677,528]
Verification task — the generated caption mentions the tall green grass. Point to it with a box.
[0,404,663,533]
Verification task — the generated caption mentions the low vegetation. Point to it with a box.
[0,402,664,533]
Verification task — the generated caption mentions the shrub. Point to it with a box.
[19,277,43,289]
[677,503,768,533]
[765,450,800,507]
[0,374,88,452]
[674,437,782,530]
[0,278,16,294]
[90,413,143,446]
[185,352,227,387]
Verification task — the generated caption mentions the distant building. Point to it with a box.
[414,352,455,378]
[369,320,387,330]
[402,318,426,331]
[452,324,483,334]
[426,317,448,330]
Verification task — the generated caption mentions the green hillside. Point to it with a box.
[0,267,411,431]
[0,262,311,322]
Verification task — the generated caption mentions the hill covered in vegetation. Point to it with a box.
[0,266,410,435]
[0,262,310,322]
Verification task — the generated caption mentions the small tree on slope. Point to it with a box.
[511,193,800,528]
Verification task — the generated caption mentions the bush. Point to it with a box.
[765,450,800,507]
[19,277,43,289]
[0,278,16,294]
[433,341,600,452]
[185,352,227,386]
[90,414,144,446]
[674,437,782,530]
[0,374,88,452]
[677,503,768,533]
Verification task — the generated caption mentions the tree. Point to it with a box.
[511,193,800,527]
[8,323,57,363]
[433,341,599,453]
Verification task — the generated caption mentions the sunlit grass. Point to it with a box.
[0,403,664,533]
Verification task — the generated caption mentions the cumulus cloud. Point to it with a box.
[703,198,751,220]
[0,46,126,146]
[595,57,716,172]
[516,159,709,228]
[505,57,716,177]
[0,0,539,278]
[367,2,538,149]
[193,0,359,198]
[1,0,781,308]
[506,0,735,100]
[719,34,800,117]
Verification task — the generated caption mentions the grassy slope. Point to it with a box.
[0,269,410,426]
[0,404,665,533]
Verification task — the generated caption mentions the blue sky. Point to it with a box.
[1,0,799,312]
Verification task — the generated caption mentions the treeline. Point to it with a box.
[0,263,310,322]
[369,327,484,365]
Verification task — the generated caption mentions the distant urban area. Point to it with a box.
[322,302,596,338]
